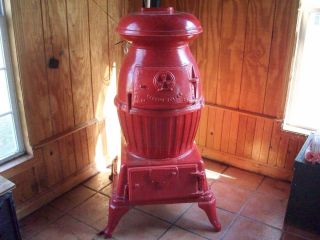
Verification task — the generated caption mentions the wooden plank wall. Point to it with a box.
[0,0,127,218]
[129,0,305,180]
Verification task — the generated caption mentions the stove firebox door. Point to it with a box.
[128,164,200,202]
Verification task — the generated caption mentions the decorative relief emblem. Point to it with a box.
[153,71,175,92]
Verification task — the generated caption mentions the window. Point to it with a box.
[284,0,320,134]
[0,0,24,164]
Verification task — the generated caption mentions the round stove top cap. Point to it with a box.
[117,7,202,37]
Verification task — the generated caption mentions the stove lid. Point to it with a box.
[117,7,202,37]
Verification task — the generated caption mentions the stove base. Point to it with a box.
[100,192,221,238]
[100,145,221,238]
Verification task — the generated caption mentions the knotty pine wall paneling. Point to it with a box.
[196,106,305,180]
[10,0,52,144]
[216,0,247,108]
[239,0,275,113]
[263,0,299,118]
[0,0,127,218]
[128,0,305,180]
[42,0,74,134]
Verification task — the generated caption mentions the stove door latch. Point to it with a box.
[190,170,205,193]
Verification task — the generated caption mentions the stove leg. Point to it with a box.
[99,203,129,238]
[198,198,221,232]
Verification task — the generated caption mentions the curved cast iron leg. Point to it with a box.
[100,203,129,238]
[198,198,221,232]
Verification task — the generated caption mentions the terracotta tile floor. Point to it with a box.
[20,160,320,240]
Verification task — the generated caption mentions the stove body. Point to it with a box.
[102,7,221,238]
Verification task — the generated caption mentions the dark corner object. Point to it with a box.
[285,133,320,234]
[0,176,22,240]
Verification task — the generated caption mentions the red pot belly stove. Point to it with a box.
[101,7,221,238]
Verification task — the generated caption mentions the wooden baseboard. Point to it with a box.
[16,165,98,219]
[199,146,292,181]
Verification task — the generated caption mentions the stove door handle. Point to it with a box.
[190,171,205,178]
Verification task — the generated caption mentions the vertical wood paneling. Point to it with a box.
[206,107,216,149]
[197,0,222,104]
[216,0,248,108]
[228,111,239,154]
[42,0,74,134]
[236,115,247,156]
[221,110,232,152]
[108,0,123,81]
[213,108,224,150]
[43,141,63,187]
[252,118,264,160]
[58,134,76,178]
[258,119,273,163]
[73,128,90,170]
[129,0,143,11]
[11,0,52,144]
[243,116,256,158]
[5,1,127,216]
[276,136,289,168]
[285,137,298,169]
[263,0,299,117]
[239,0,275,113]
[11,168,38,205]
[189,0,302,178]
[268,121,281,167]
[89,0,110,120]
[67,0,93,124]
[33,149,48,191]
[161,0,176,8]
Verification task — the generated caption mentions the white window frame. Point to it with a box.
[0,0,24,165]
[284,1,320,135]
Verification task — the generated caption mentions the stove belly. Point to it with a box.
[118,108,201,159]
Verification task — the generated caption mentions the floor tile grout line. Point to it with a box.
[219,181,263,240]
[239,214,285,232]
[60,191,111,234]
[208,173,268,240]
[219,175,292,240]
[220,214,241,240]
[133,203,213,240]
[256,175,266,191]
[133,202,194,226]
[172,202,195,225]
[66,212,102,232]
[170,203,215,240]
[157,224,174,240]
[132,206,176,225]
[50,191,99,214]
[82,182,112,193]
[23,204,69,239]
[170,224,212,240]
[237,175,289,231]
[236,176,264,219]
